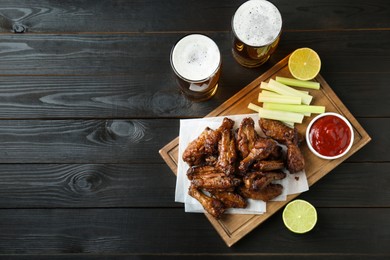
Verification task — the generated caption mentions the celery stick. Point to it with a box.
[263,102,311,116]
[248,102,261,112]
[268,79,313,105]
[263,102,325,114]
[261,81,309,94]
[258,107,304,123]
[259,94,301,104]
[261,90,281,97]
[260,82,273,91]
[276,76,320,90]
[262,89,309,97]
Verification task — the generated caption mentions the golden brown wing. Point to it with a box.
[239,184,283,202]
[191,175,242,190]
[204,118,234,155]
[236,117,258,159]
[182,117,235,167]
[216,129,237,175]
[210,191,247,208]
[286,143,305,173]
[186,165,222,180]
[238,137,277,173]
[259,118,298,145]
[182,127,215,166]
[243,171,286,191]
[252,160,285,172]
[188,185,226,219]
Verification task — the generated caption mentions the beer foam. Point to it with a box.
[233,0,282,46]
[171,34,220,81]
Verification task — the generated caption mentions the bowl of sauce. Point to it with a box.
[306,112,354,160]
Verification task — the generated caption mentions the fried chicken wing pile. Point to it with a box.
[182,117,305,219]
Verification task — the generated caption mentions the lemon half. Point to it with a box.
[288,48,321,81]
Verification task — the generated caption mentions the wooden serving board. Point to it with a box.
[159,54,371,247]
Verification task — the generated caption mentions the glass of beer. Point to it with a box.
[231,0,282,68]
[170,34,221,102]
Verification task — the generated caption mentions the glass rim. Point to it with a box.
[170,33,221,83]
[231,0,283,48]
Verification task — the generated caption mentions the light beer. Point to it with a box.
[170,34,221,101]
[232,0,282,68]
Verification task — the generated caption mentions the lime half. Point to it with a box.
[282,199,317,234]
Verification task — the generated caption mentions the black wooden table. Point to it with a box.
[0,0,388,259]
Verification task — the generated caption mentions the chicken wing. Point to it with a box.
[191,175,241,190]
[236,117,258,159]
[259,118,305,173]
[187,165,222,180]
[243,171,286,191]
[268,144,283,160]
[259,118,300,145]
[216,129,237,175]
[287,143,305,173]
[203,117,235,157]
[252,160,285,172]
[188,185,226,219]
[238,137,278,173]
[239,183,283,202]
[182,117,235,167]
[217,117,235,132]
[210,191,247,208]
[182,127,217,166]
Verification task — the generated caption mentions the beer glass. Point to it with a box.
[232,0,282,68]
[170,34,221,102]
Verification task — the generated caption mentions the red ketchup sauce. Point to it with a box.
[309,115,352,157]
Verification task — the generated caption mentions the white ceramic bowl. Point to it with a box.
[306,112,354,160]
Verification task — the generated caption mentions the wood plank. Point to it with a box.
[0,163,387,208]
[346,118,390,162]
[299,162,390,207]
[0,70,386,118]
[0,164,177,208]
[1,255,388,259]
[0,0,388,32]
[0,31,388,76]
[0,119,179,163]
[275,30,390,74]
[0,75,217,119]
[0,118,384,164]
[0,208,388,253]
[322,73,390,118]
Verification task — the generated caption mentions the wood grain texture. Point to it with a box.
[0,208,388,254]
[0,71,387,119]
[1,256,388,260]
[0,164,177,208]
[0,0,388,32]
[0,31,388,76]
[0,118,384,163]
[0,163,386,208]
[0,119,180,163]
[0,0,387,256]
[0,31,387,120]
[0,75,216,119]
